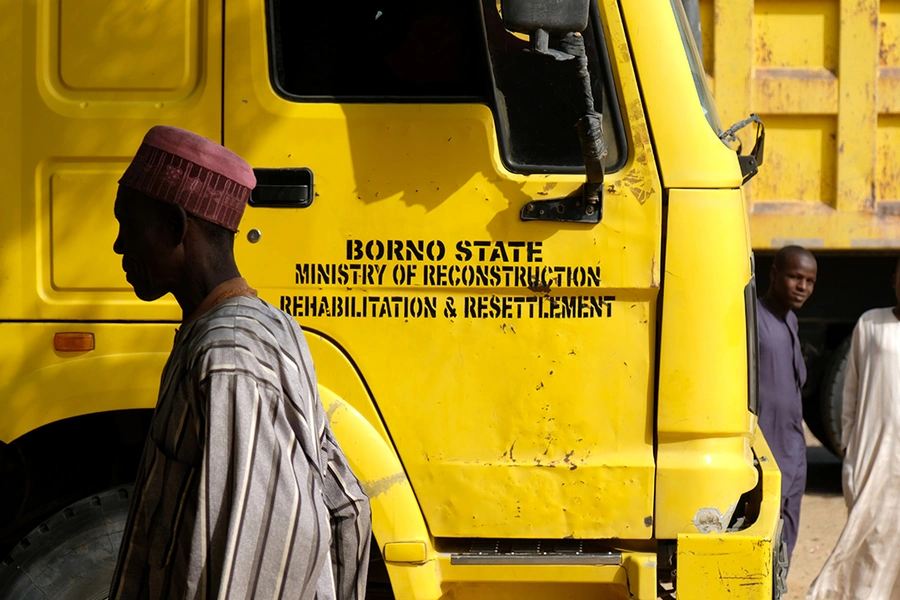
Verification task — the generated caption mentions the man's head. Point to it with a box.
[113,126,256,301]
[768,245,817,311]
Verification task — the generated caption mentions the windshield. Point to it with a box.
[669,0,723,135]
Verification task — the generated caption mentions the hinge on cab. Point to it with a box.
[521,181,602,223]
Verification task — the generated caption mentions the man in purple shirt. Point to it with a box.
[757,245,817,564]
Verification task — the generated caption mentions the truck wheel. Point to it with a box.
[801,342,828,445]
[819,336,852,457]
[0,486,132,600]
[2,485,394,599]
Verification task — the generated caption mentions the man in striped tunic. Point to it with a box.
[108,125,371,599]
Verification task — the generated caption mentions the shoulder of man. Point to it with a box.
[858,306,892,324]
[786,309,799,329]
[184,298,303,376]
[756,297,777,331]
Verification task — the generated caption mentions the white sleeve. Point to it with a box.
[840,321,863,454]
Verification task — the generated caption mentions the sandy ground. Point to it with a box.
[783,427,846,599]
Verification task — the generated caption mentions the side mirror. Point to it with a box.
[500,0,590,35]
[501,0,607,224]
[720,114,766,184]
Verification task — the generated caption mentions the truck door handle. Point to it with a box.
[249,168,314,208]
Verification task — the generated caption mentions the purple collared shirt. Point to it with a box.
[756,297,807,474]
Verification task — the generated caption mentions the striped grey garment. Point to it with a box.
[109,296,372,600]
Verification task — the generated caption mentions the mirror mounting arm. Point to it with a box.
[720,113,766,184]
[521,32,608,223]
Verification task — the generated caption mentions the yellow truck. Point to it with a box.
[697,0,900,455]
[0,0,782,598]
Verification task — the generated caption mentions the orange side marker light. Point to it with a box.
[54,332,95,352]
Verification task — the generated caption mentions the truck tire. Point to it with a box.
[819,336,852,457]
[801,342,828,446]
[0,486,132,600]
[1,484,394,599]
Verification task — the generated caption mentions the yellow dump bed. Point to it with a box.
[702,0,900,250]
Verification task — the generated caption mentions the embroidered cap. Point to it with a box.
[119,126,256,232]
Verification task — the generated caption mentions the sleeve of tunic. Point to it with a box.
[197,370,329,600]
[840,320,863,454]
[321,424,372,600]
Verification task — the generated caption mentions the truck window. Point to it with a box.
[669,0,723,135]
[266,0,625,173]
[267,0,488,99]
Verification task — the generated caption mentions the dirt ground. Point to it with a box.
[782,427,846,599]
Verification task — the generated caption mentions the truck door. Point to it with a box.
[223,0,663,540]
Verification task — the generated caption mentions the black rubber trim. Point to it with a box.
[745,257,759,415]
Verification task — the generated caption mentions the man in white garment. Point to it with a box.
[808,259,900,600]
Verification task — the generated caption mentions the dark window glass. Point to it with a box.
[267,0,626,173]
[481,2,625,173]
[268,0,488,100]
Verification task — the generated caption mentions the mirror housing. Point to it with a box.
[500,0,590,35]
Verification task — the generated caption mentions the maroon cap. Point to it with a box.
[119,126,256,232]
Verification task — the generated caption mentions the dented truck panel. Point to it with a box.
[224,0,662,542]
[677,433,782,600]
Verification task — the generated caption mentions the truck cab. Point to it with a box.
[0,0,782,598]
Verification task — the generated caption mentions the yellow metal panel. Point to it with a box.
[622,552,658,600]
[837,0,878,213]
[50,165,130,291]
[749,1,843,213]
[877,115,900,204]
[656,189,757,537]
[305,332,392,445]
[748,207,900,248]
[317,388,442,600]
[318,390,426,546]
[0,323,173,442]
[879,3,900,214]
[752,71,838,115]
[1,0,220,321]
[620,0,742,189]
[38,0,205,107]
[59,0,192,91]
[225,0,661,540]
[437,561,626,584]
[754,0,839,71]
[437,560,628,600]
[712,0,753,131]
[752,115,838,207]
[0,320,391,444]
[432,550,657,599]
[878,74,900,115]
[708,0,900,248]
[879,1,900,113]
[0,0,25,318]
[675,433,781,599]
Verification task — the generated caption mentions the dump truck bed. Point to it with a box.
[702,0,900,250]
